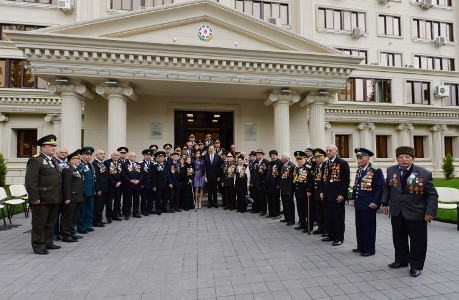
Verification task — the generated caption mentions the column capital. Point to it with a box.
[44,113,61,123]
[324,122,332,130]
[48,84,95,99]
[95,85,138,101]
[299,92,335,108]
[264,89,300,106]
[395,123,414,132]
[357,122,375,131]
[430,124,448,132]
[0,113,9,123]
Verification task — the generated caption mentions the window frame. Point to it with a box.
[235,0,290,25]
[109,0,174,11]
[339,78,392,103]
[414,54,455,71]
[444,83,459,106]
[378,14,402,37]
[16,129,38,159]
[336,48,368,64]
[317,7,366,32]
[334,134,351,159]
[0,58,47,89]
[406,81,431,105]
[412,18,454,42]
[380,51,403,67]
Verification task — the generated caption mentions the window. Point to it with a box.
[336,48,367,64]
[0,23,46,41]
[414,55,455,71]
[444,83,459,106]
[406,81,430,104]
[339,78,391,103]
[415,0,452,6]
[0,59,47,89]
[380,52,403,67]
[7,0,57,4]
[109,0,173,10]
[413,136,425,158]
[318,8,366,32]
[17,129,37,158]
[376,135,389,158]
[378,15,401,36]
[412,19,454,42]
[335,135,350,158]
[445,137,453,156]
[235,1,289,25]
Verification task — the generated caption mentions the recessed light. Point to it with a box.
[188,119,194,122]
[186,113,193,117]
[212,120,218,123]
[213,114,220,118]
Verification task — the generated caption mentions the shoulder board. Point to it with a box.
[305,164,312,169]
[33,154,39,157]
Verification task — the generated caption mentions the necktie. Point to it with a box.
[210,154,214,162]
[48,158,55,168]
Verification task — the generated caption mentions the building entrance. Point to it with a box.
[174,111,234,149]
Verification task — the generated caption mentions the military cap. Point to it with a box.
[66,149,81,161]
[171,151,180,157]
[313,148,326,157]
[163,143,172,150]
[174,146,181,152]
[182,145,188,150]
[195,149,203,154]
[214,139,221,143]
[197,140,204,145]
[354,147,374,157]
[226,152,234,158]
[255,149,265,155]
[205,132,212,137]
[269,150,278,156]
[36,134,57,146]
[249,151,257,156]
[155,151,166,158]
[396,146,415,158]
[79,146,94,155]
[294,151,307,159]
[305,144,315,151]
[117,147,128,154]
[236,153,245,160]
[188,133,195,138]
[149,144,158,151]
[142,149,153,155]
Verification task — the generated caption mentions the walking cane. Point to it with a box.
[307,195,311,235]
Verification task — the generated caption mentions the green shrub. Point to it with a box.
[0,153,7,187]
[442,153,456,180]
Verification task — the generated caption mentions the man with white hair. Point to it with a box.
[279,153,295,225]
[103,151,123,223]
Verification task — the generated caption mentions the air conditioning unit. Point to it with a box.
[405,64,415,68]
[267,18,282,26]
[378,0,390,4]
[434,85,450,97]
[58,0,73,14]
[435,36,448,46]
[351,27,364,39]
[420,0,434,9]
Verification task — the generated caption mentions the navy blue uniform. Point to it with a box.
[104,159,123,220]
[266,159,282,217]
[77,160,96,232]
[279,161,295,224]
[152,162,172,214]
[352,164,384,255]
[139,160,154,214]
[92,158,110,224]
[251,158,269,213]
[122,161,142,218]
[293,163,313,230]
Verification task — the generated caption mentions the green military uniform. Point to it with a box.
[25,135,62,254]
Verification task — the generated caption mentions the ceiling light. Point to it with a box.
[212,120,218,123]
[213,114,220,118]
[187,113,193,117]
[188,119,194,122]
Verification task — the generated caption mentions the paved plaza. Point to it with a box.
[0,205,458,300]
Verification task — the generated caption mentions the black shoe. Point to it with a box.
[46,244,61,250]
[280,219,288,223]
[53,235,61,241]
[332,241,343,246]
[134,214,142,218]
[71,234,83,239]
[410,268,421,277]
[286,222,294,226]
[313,229,323,234]
[62,237,78,242]
[352,249,362,253]
[34,249,49,255]
[94,223,105,227]
[388,262,409,269]
[112,216,122,221]
[142,212,149,216]
[87,227,95,232]
[169,209,175,213]
[321,233,328,237]
[302,229,311,233]
[207,205,212,208]
[295,225,305,230]
[213,205,218,208]
[223,207,229,210]
[260,212,266,217]
[156,210,162,215]
[147,210,155,214]
[77,230,88,234]
[175,208,182,212]
[107,219,112,224]
[124,216,130,220]
[361,253,374,257]
[321,237,333,242]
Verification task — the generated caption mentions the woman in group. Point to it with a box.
[193,149,205,209]
[180,155,194,211]
[234,154,251,213]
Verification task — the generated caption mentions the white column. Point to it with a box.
[0,113,9,155]
[44,114,62,143]
[395,123,414,147]
[430,124,448,176]
[357,122,375,149]
[265,90,300,154]
[48,84,94,151]
[300,93,335,149]
[96,86,137,153]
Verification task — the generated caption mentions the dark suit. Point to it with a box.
[235,164,250,212]
[222,162,236,209]
[204,153,221,207]
[139,160,154,214]
[279,161,295,223]
[169,160,181,211]
[251,158,269,213]
[61,166,84,238]
[323,157,350,242]
[352,164,384,255]
[294,163,313,229]
[25,153,62,252]
[312,163,326,233]
[122,161,142,217]
[152,162,171,214]
[266,159,282,217]
[92,159,109,224]
[381,164,438,270]
[104,159,123,219]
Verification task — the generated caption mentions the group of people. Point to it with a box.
[25,133,438,278]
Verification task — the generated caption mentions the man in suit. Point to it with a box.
[322,144,350,246]
[104,151,123,222]
[53,147,68,241]
[279,153,295,225]
[312,148,326,236]
[92,149,108,227]
[266,150,282,218]
[152,151,172,214]
[251,149,269,215]
[169,152,182,212]
[61,149,84,242]
[381,146,438,277]
[122,152,142,219]
[350,148,385,257]
[139,149,154,216]
[77,146,96,234]
[204,145,221,208]
[25,134,62,255]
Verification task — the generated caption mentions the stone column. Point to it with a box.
[96,86,137,153]
[430,124,448,176]
[264,90,300,154]
[0,113,9,155]
[300,93,335,149]
[44,114,62,143]
[357,122,375,149]
[395,123,414,147]
[48,84,94,151]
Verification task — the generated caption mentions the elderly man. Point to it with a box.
[104,151,123,222]
[77,147,96,234]
[322,144,350,246]
[312,148,326,236]
[279,153,295,225]
[53,147,68,241]
[122,152,142,219]
[25,134,62,254]
[92,149,109,227]
[266,150,282,218]
[381,146,438,277]
[251,149,269,215]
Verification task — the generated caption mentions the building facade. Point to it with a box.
[1,0,458,184]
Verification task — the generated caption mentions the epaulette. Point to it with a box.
[33,154,39,157]
[305,164,312,169]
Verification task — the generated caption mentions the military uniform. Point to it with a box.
[293,151,314,231]
[122,159,142,218]
[311,148,326,235]
[92,156,109,226]
[152,151,172,214]
[140,149,154,215]
[77,147,96,233]
[25,135,62,254]
[104,158,123,221]
[266,151,282,218]
[169,154,182,212]
[222,155,236,210]
[279,159,295,225]
[53,157,67,239]
[235,161,250,213]
[251,150,269,214]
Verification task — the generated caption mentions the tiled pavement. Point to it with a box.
[0,205,458,300]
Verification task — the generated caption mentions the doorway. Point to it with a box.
[174,110,234,149]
